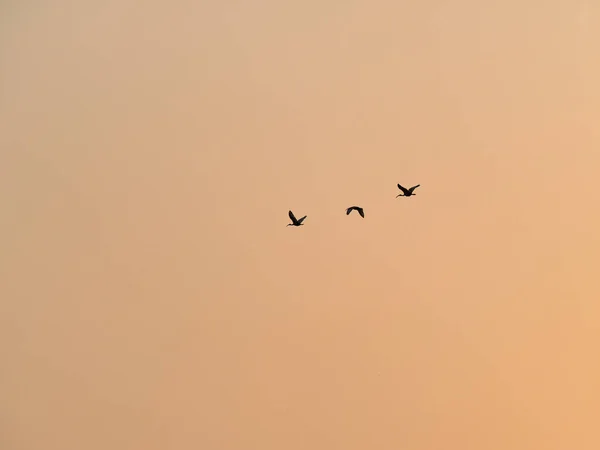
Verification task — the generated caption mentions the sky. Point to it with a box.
[1,1,600,449]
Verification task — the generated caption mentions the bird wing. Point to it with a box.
[397,184,408,194]
[346,207,352,215]
[297,215,307,224]
[288,210,297,223]
[358,208,364,218]
[409,184,420,192]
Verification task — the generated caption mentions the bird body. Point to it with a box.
[346,206,365,218]
[287,210,307,226]
[396,184,420,197]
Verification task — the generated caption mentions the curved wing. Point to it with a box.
[297,215,307,224]
[288,210,297,223]
[358,208,364,218]
[397,184,408,195]
[346,207,353,215]
[409,184,420,193]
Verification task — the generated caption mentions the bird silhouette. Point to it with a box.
[396,184,420,197]
[287,210,307,226]
[346,206,365,218]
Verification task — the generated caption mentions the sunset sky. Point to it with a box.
[2,1,600,449]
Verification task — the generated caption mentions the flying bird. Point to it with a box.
[396,184,420,197]
[346,206,364,218]
[287,210,307,227]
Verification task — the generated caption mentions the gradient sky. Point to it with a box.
[2,1,600,449]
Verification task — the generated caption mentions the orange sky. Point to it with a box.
[2,1,600,449]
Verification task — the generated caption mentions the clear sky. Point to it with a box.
[2,1,599,449]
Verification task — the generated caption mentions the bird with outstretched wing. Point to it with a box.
[346,206,365,218]
[287,210,307,226]
[396,184,420,197]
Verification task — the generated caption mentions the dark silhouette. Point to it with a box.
[287,210,307,227]
[346,206,365,218]
[396,184,420,197]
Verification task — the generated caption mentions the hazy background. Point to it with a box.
[2,1,600,449]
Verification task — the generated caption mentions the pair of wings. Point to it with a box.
[346,206,364,218]
[397,184,420,195]
[288,210,307,225]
